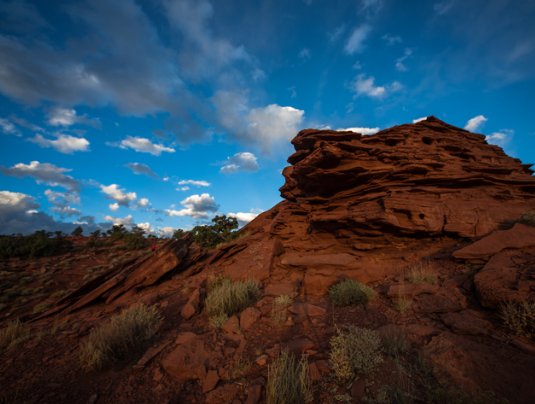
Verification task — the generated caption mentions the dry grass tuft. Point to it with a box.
[329,278,377,307]
[394,296,412,313]
[499,301,535,339]
[79,303,161,373]
[266,350,313,404]
[0,319,29,351]
[382,326,408,357]
[205,278,260,320]
[407,263,438,284]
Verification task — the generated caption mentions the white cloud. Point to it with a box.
[178,180,211,187]
[137,198,149,207]
[124,163,158,178]
[157,227,176,237]
[1,161,82,192]
[163,176,169,181]
[104,214,135,229]
[344,24,372,55]
[178,186,190,191]
[350,74,403,99]
[44,189,80,205]
[288,86,297,98]
[351,74,386,98]
[108,136,175,156]
[10,116,44,133]
[27,133,90,154]
[109,203,120,212]
[382,34,402,45]
[337,127,380,135]
[298,48,311,60]
[212,91,304,154]
[137,222,155,234]
[0,190,40,214]
[100,184,137,207]
[486,129,514,148]
[165,193,219,219]
[0,117,20,136]
[413,117,428,123]
[220,152,259,174]
[395,48,413,72]
[50,205,82,217]
[352,61,362,70]
[464,115,488,132]
[228,211,261,226]
[47,107,101,129]
[252,68,266,82]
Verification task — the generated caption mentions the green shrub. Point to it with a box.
[79,304,161,373]
[19,276,34,285]
[499,302,535,339]
[51,290,66,299]
[381,326,408,357]
[329,326,383,382]
[0,320,29,351]
[329,278,377,307]
[274,294,294,306]
[205,278,261,319]
[33,301,52,314]
[267,351,313,404]
[191,215,239,249]
[513,212,535,227]
[124,226,147,250]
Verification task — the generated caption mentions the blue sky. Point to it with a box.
[1,0,534,236]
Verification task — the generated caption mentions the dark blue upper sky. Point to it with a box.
[1,0,534,235]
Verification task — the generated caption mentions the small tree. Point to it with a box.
[124,226,146,250]
[191,215,240,249]
[90,230,101,238]
[106,224,127,240]
[72,226,84,236]
[172,228,186,240]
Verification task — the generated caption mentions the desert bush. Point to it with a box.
[226,359,252,380]
[426,382,509,404]
[19,276,34,285]
[0,230,70,259]
[382,326,408,357]
[513,211,535,227]
[32,301,52,314]
[274,294,294,306]
[0,320,29,351]
[124,226,147,250]
[499,302,535,339]
[394,296,412,313]
[205,278,261,319]
[51,290,66,299]
[330,278,377,307]
[329,326,383,382]
[266,351,313,404]
[79,304,161,373]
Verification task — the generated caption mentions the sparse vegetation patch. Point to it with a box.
[79,303,161,373]
[266,350,313,404]
[205,278,260,321]
[329,326,383,382]
[0,320,29,351]
[329,278,377,307]
[513,211,535,227]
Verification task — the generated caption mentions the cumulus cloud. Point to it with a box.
[47,107,101,129]
[165,193,219,219]
[1,161,82,192]
[464,115,488,132]
[350,74,402,99]
[157,227,177,237]
[50,205,82,217]
[104,214,135,229]
[298,48,311,60]
[179,186,190,191]
[0,117,20,136]
[337,127,380,135]
[228,209,262,226]
[27,133,90,154]
[124,162,158,179]
[100,184,137,207]
[109,203,119,212]
[178,180,211,187]
[344,24,372,55]
[212,91,304,154]
[413,117,428,123]
[137,222,155,234]
[486,129,514,149]
[219,152,259,174]
[44,189,81,218]
[107,136,175,156]
[0,191,109,235]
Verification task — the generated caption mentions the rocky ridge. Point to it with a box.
[1,116,535,404]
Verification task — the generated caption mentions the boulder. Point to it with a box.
[288,303,326,317]
[240,307,261,331]
[414,287,467,313]
[387,283,439,297]
[441,311,491,335]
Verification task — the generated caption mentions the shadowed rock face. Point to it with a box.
[276,116,535,241]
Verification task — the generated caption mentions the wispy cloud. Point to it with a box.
[107,136,175,156]
[344,24,372,55]
[0,117,20,136]
[1,161,82,192]
[124,162,159,179]
[464,115,487,132]
[337,127,380,135]
[27,133,90,154]
[350,74,403,99]
[47,107,101,129]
